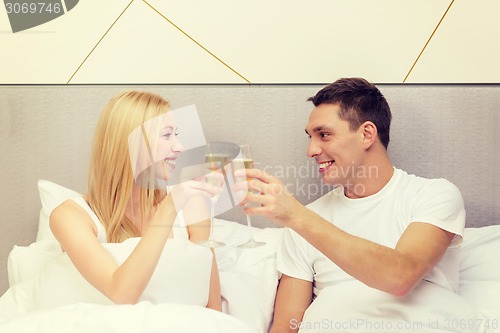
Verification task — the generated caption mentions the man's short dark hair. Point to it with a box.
[308,77,392,149]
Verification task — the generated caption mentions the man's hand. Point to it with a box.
[235,168,306,228]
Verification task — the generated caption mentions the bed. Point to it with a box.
[0,180,282,333]
[1,85,499,332]
[0,180,499,333]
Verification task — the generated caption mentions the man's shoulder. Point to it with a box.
[394,168,462,198]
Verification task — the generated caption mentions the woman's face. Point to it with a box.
[154,121,184,181]
[129,111,184,187]
[147,111,184,182]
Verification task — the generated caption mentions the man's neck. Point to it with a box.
[344,152,394,199]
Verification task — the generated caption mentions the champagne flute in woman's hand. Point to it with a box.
[196,153,227,248]
[235,145,266,249]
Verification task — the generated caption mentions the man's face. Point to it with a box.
[305,103,365,187]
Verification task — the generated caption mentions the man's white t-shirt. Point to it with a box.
[278,168,466,298]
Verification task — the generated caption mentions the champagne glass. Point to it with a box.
[236,145,266,249]
[197,152,228,248]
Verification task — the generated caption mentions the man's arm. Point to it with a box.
[293,214,454,296]
[270,275,313,333]
[240,169,455,297]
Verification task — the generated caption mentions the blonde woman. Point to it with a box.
[50,91,222,310]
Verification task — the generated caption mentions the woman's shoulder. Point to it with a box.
[51,196,89,219]
[50,196,98,236]
[51,197,83,217]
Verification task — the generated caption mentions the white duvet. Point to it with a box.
[1,203,500,333]
[0,218,283,333]
[0,301,257,333]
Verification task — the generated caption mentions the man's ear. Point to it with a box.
[360,121,378,148]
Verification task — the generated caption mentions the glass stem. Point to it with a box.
[245,213,255,241]
[209,198,216,240]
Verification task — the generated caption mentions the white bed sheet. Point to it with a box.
[0,301,258,333]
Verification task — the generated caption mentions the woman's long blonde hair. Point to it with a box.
[88,91,170,242]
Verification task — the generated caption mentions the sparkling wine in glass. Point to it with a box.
[196,152,228,248]
[236,144,266,249]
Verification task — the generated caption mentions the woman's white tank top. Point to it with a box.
[69,196,212,307]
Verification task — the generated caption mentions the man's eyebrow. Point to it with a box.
[315,125,334,132]
[305,125,333,136]
[305,125,333,135]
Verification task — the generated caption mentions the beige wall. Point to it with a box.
[0,0,499,84]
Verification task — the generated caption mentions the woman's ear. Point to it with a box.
[360,121,378,148]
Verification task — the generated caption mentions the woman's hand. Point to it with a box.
[169,172,223,211]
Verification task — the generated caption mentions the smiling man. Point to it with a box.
[241,78,476,333]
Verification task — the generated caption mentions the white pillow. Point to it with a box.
[30,239,214,310]
[214,219,283,333]
[4,238,214,315]
[32,252,113,310]
[458,225,500,322]
[0,251,113,319]
[37,179,81,242]
[103,237,213,307]
[7,239,61,287]
[459,225,500,283]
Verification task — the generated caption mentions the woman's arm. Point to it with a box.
[51,181,218,304]
[50,194,178,304]
[186,196,222,311]
[206,249,223,311]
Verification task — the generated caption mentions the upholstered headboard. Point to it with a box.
[1,84,499,293]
